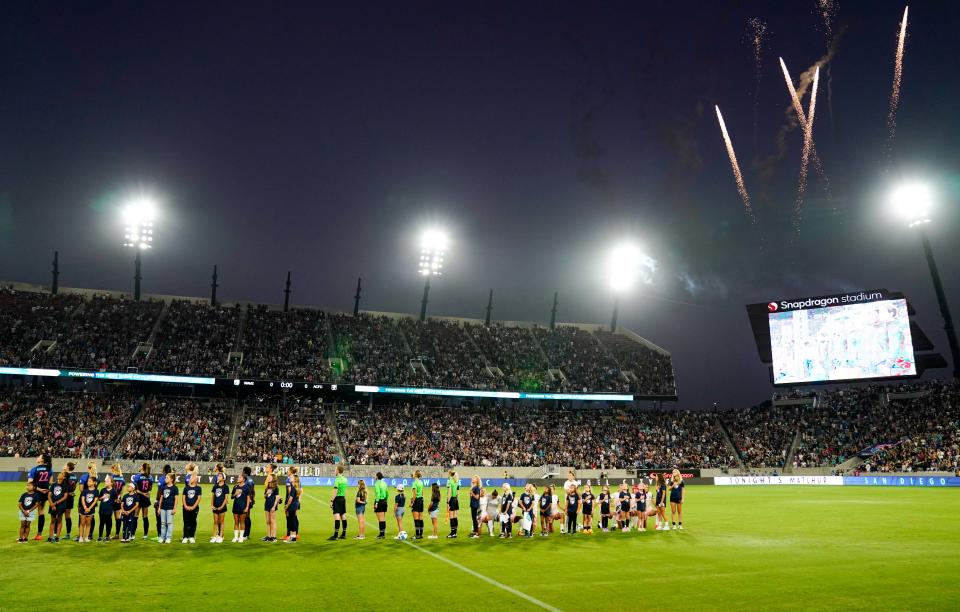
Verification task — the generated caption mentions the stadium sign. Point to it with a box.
[843,475,960,487]
[714,475,844,486]
[769,290,887,313]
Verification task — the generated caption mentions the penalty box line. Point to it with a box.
[303,492,562,612]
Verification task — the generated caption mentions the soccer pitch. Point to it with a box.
[1,483,957,610]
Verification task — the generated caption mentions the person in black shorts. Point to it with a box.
[62,461,77,541]
[446,470,460,538]
[581,484,595,534]
[27,453,52,541]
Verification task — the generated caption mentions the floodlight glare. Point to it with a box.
[606,242,654,292]
[890,182,932,228]
[417,227,447,277]
[122,196,158,250]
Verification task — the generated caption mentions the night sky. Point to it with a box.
[1,1,957,409]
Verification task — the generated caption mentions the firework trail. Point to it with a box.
[888,6,909,143]
[779,57,829,191]
[817,0,837,42]
[715,105,754,222]
[745,18,769,140]
[794,66,820,231]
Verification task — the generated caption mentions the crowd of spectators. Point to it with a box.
[723,402,803,467]
[238,305,328,380]
[115,397,232,461]
[464,323,548,391]
[337,403,438,465]
[595,330,676,396]
[398,318,493,389]
[144,300,240,375]
[235,398,337,463]
[0,389,140,458]
[329,313,410,384]
[533,325,624,392]
[0,288,83,365]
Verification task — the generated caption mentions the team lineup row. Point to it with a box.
[15,456,687,544]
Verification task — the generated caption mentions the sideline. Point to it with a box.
[303,492,562,611]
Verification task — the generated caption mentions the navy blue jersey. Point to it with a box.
[500,492,514,513]
[27,465,51,491]
[160,485,178,510]
[231,484,249,513]
[244,479,255,501]
[264,487,279,511]
[182,485,202,509]
[599,492,610,509]
[634,490,644,510]
[285,481,298,505]
[582,491,594,507]
[670,480,684,503]
[394,493,405,507]
[470,486,481,509]
[539,493,551,512]
[80,489,98,513]
[212,483,229,509]
[133,474,153,496]
[98,487,116,513]
[519,492,533,513]
[656,485,667,505]
[111,475,126,499]
[121,493,138,513]
[66,472,78,495]
[50,482,68,506]
[566,492,579,513]
[79,473,97,487]
[19,492,38,512]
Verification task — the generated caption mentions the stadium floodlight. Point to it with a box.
[889,182,932,228]
[417,227,448,321]
[605,241,654,332]
[889,181,960,379]
[121,194,158,302]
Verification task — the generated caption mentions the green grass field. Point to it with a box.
[1,482,957,610]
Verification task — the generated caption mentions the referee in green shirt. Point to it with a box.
[446,470,460,538]
[330,465,348,540]
[374,472,389,539]
[410,470,425,539]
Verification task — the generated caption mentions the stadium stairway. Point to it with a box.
[224,399,242,464]
[783,430,803,474]
[716,416,745,469]
[110,396,153,458]
[325,405,347,464]
[145,300,170,345]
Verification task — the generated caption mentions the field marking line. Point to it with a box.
[303,492,562,612]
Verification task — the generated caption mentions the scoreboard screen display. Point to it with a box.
[767,295,917,385]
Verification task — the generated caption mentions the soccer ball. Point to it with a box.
[397,531,408,540]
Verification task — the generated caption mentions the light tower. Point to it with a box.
[122,196,156,302]
[606,241,651,332]
[418,228,447,322]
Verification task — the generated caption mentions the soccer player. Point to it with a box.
[210,472,229,543]
[581,483,595,534]
[632,484,644,531]
[242,466,255,540]
[47,470,69,543]
[120,483,139,542]
[655,473,668,530]
[446,470,460,538]
[158,472,178,544]
[284,468,301,543]
[373,472,388,539]
[617,483,630,531]
[152,465,173,541]
[469,475,481,538]
[62,461,77,541]
[519,484,535,537]
[329,465,348,540]
[538,485,552,536]
[565,485,580,535]
[354,480,367,540]
[670,469,685,530]
[78,476,98,542]
[409,470,425,540]
[27,453,51,541]
[79,461,98,541]
[109,464,125,538]
[393,484,406,538]
[132,463,154,541]
[232,473,251,543]
[428,483,441,539]
[598,485,611,532]
[17,482,38,543]
[181,473,201,544]
[263,473,279,542]
[498,483,514,539]
[482,489,499,536]
[97,475,116,541]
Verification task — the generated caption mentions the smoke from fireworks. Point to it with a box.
[715,105,754,222]
[794,66,820,231]
[745,18,769,137]
[779,57,830,193]
[888,6,909,143]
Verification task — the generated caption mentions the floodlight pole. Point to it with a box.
[610,296,620,333]
[549,292,558,330]
[51,251,59,295]
[133,249,142,302]
[283,271,291,312]
[211,265,219,306]
[485,290,493,326]
[353,277,362,316]
[419,276,431,322]
[919,227,960,379]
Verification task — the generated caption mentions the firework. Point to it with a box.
[817,0,837,42]
[888,6,909,142]
[715,105,754,221]
[794,66,820,230]
[780,57,829,188]
[745,18,769,134]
